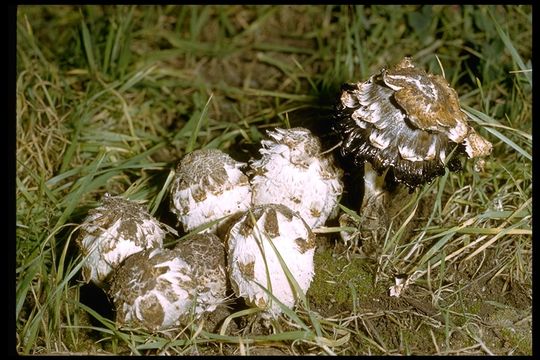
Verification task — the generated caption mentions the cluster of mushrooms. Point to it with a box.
[76,57,492,332]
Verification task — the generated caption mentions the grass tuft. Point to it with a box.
[16,5,531,355]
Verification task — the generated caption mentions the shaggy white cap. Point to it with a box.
[174,233,228,315]
[250,127,343,229]
[170,149,252,234]
[227,204,316,319]
[77,194,169,287]
[108,247,196,331]
[335,57,492,189]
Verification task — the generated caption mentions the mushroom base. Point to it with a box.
[340,163,414,253]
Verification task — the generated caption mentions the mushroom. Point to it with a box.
[173,233,228,315]
[77,193,173,287]
[250,127,344,229]
[226,204,316,319]
[108,247,196,331]
[334,57,492,222]
[108,233,229,332]
[170,148,252,235]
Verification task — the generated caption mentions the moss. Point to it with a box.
[497,327,532,355]
[487,308,532,355]
[465,299,482,316]
[307,248,375,314]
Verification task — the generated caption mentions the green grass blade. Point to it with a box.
[80,16,97,75]
[489,9,532,86]
[186,93,213,153]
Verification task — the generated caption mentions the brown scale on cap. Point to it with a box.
[169,148,252,235]
[174,149,241,193]
[108,248,196,331]
[335,57,492,189]
[174,233,228,308]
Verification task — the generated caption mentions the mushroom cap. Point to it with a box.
[170,148,252,234]
[174,233,228,314]
[77,194,167,287]
[108,247,196,331]
[226,204,316,319]
[250,127,343,228]
[335,57,492,188]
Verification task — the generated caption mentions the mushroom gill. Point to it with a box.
[334,57,492,191]
[333,57,493,248]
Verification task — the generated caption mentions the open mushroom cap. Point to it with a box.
[335,57,492,188]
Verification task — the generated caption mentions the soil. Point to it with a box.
[19,6,531,355]
[67,40,531,356]
[71,200,531,355]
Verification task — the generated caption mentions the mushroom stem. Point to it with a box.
[339,162,405,250]
[361,162,387,210]
[335,57,493,251]
[360,162,404,212]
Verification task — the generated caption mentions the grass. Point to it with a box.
[15,5,531,355]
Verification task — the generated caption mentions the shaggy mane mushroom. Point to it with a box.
[334,57,493,246]
[335,57,492,195]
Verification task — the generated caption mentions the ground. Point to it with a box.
[15,5,532,355]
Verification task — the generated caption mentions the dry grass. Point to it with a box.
[15,5,531,355]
